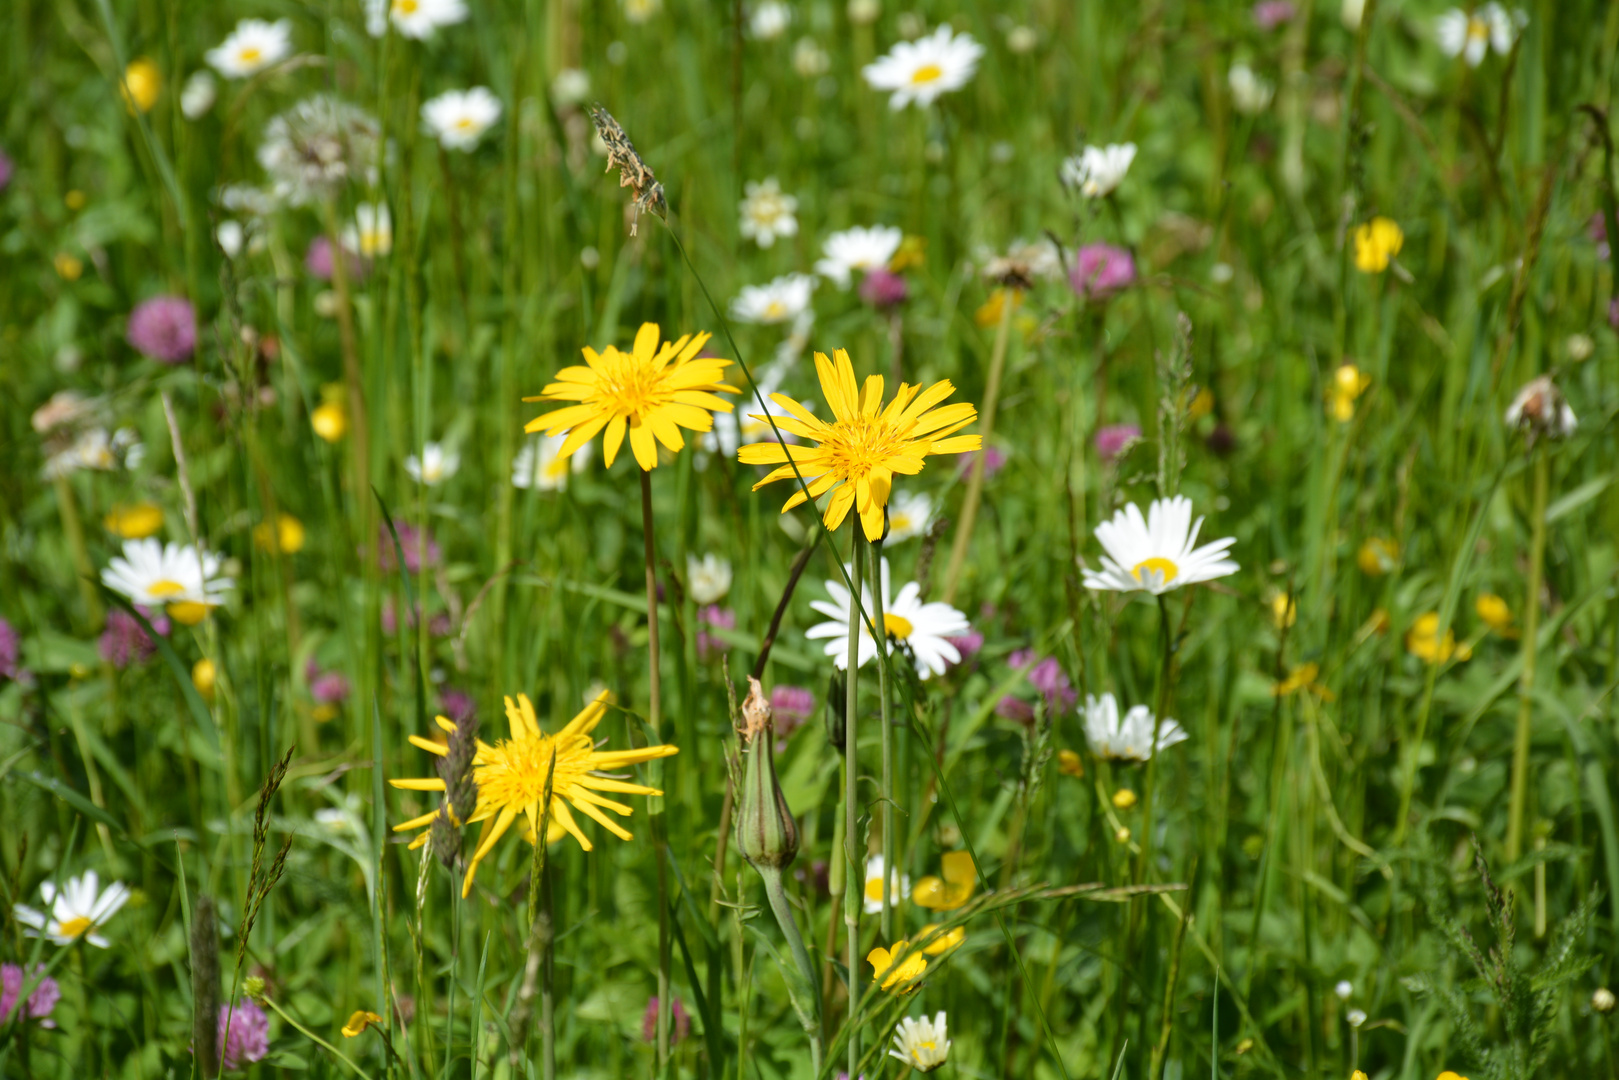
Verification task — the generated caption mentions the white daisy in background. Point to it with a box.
[885,491,935,544]
[890,1012,951,1073]
[806,558,971,679]
[731,273,816,325]
[1060,142,1137,198]
[364,0,469,39]
[206,19,293,79]
[341,203,392,258]
[739,178,799,248]
[101,538,233,626]
[1228,64,1274,114]
[551,68,591,106]
[815,225,904,289]
[687,554,733,604]
[422,87,502,151]
[1081,495,1238,595]
[622,0,663,22]
[41,428,118,480]
[1436,4,1524,66]
[180,71,217,119]
[512,432,591,491]
[750,0,792,39]
[862,25,984,110]
[216,220,246,258]
[862,854,909,913]
[1084,692,1187,762]
[405,442,460,486]
[15,872,131,948]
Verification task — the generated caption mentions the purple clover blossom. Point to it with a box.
[957,446,1007,479]
[127,296,198,364]
[217,999,270,1070]
[0,617,20,680]
[1028,656,1078,716]
[770,685,815,748]
[98,607,170,668]
[0,148,14,192]
[440,688,475,723]
[310,670,351,705]
[1252,1,1296,29]
[858,268,909,309]
[305,236,367,283]
[377,522,440,573]
[1592,213,1611,260]
[1095,423,1142,462]
[995,695,1035,723]
[696,605,736,662]
[1069,243,1137,299]
[943,630,984,668]
[1,964,61,1027]
[641,996,690,1044]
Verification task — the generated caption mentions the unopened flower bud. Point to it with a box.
[1595,987,1617,1014]
[737,678,799,871]
[1346,1008,1367,1028]
[243,976,266,1004]
[825,669,847,751]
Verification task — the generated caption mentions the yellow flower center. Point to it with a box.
[239,46,262,63]
[764,300,786,320]
[890,513,911,532]
[910,63,944,84]
[148,579,187,598]
[1467,16,1488,41]
[883,612,914,640]
[57,915,93,938]
[456,116,475,128]
[1130,557,1179,584]
[395,0,420,13]
[168,601,212,626]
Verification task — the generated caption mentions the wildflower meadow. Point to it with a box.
[4,1,1619,1078]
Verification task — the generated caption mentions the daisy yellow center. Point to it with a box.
[910,63,944,84]
[456,117,475,128]
[890,512,911,531]
[751,199,785,224]
[1131,557,1179,584]
[148,579,187,597]
[395,0,420,13]
[1467,17,1488,40]
[57,915,93,938]
[764,300,786,319]
[478,731,590,810]
[238,46,262,63]
[883,612,914,639]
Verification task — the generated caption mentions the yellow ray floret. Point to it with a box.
[523,322,738,472]
[388,689,678,897]
[737,349,980,541]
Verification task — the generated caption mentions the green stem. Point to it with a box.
[941,288,1016,604]
[639,467,671,1068]
[263,997,376,1080]
[843,531,864,1080]
[759,866,824,1075]
[1135,596,1175,884]
[869,538,895,942]
[1506,448,1548,865]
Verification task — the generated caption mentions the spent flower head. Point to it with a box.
[1504,375,1576,443]
[257,95,381,206]
[589,106,665,233]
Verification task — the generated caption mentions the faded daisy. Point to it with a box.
[687,554,733,605]
[739,178,799,248]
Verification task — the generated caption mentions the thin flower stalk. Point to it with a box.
[941,284,1015,603]
[1505,447,1547,867]
[869,536,896,942]
[843,535,863,1080]
[640,468,674,1069]
[321,197,372,566]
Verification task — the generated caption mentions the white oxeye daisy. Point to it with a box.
[890,1012,951,1073]
[739,178,799,248]
[404,442,460,486]
[1060,142,1137,198]
[15,872,131,948]
[862,25,984,110]
[815,225,904,289]
[216,220,246,258]
[731,273,816,325]
[750,0,792,39]
[364,0,468,40]
[885,491,935,543]
[1081,495,1238,595]
[551,68,590,106]
[180,71,217,119]
[1436,4,1522,66]
[206,19,293,79]
[341,203,392,258]
[1228,64,1274,114]
[101,538,233,625]
[512,432,591,491]
[422,87,502,151]
[806,558,970,679]
[862,854,909,913]
[1084,693,1187,762]
[687,554,733,604]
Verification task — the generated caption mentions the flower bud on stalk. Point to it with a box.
[825,669,847,752]
[737,677,799,871]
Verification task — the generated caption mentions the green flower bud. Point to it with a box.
[825,669,847,751]
[737,677,799,871]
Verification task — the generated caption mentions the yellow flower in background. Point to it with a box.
[867,940,928,993]
[1188,386,1215,422]
[1406,612,1471,664]
[312,401,347,442]
[55,253,84,281]
[1352,1072,1368,1080]
[1327,363,1371,422]
[738,349,980,541]
[888,234,926,273]
[1353,217,1403,273]
[121,58,162,112]
[1270,592,1296,629]
[253,513,307,554]
[524,322,737,473]
[1357,537,1398,576]
[1436,1073,1469,1080]
[973,287,1022,328]
[1113,787,1137,810]
[64,191,87,211]
[390,691,678,896]
[1057,748,1084,777]
[1475,593,1517,638]
[192,658,217,702]
[917,923,965,955]
[104,502,164,539]
[912,851,976,911]
[1273,662,1334,700]
[341,1010,384,1038]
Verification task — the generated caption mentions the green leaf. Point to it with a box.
[18,770,124,836]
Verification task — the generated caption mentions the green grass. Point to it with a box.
[3,1,1619,1078]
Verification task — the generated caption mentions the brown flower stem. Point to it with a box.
[843,530,864,1080]
[638,466,672,1068]
[1506,446,1548,867]
[942,288,1015,604]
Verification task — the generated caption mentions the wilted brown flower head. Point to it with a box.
[1504,375,1576,444]
[588,105,667,234]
